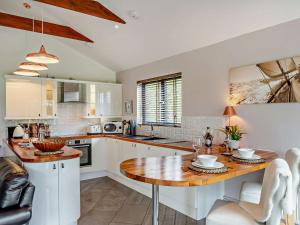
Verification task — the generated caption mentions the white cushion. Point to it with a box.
[240,182,262,204]
[206,200,261,225]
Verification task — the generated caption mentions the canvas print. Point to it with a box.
[229,56,300,105]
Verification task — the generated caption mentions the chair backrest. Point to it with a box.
[285,148,300,209]
[260,159,292,225]
[240,159,292,225]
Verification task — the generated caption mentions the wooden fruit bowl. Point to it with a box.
[32,140,65,152]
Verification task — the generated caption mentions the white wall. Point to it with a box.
[117,18,300,199]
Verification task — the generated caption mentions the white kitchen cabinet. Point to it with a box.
[24,158,80,225]
[5,76,57,119]
[96,83,122,117]
[41,80,57,118]
[6,78,42,119]
[106,138,122,175]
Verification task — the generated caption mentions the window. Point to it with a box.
[137,73,182,126]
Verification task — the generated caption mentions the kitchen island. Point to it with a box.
[120,148,277,224]
[6,139,82,225]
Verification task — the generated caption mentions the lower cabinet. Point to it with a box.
[24,158,80,225]
[101,138,221,220]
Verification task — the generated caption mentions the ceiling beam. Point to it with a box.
[34,0,126,24]
[0,12,93,43]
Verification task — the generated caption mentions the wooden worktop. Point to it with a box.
[51,134,197,152]
[7,139,82,163]
[120,148,277,187]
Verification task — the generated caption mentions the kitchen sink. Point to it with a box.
[126,136,166,141]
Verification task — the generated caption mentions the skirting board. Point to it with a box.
[80,170,107,181]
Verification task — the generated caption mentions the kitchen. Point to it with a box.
[1,1,300,225]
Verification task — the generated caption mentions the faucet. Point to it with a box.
[150,123,155,137]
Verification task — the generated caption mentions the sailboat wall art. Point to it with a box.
[229,56,300,105]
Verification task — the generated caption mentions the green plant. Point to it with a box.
[219,126,245,141]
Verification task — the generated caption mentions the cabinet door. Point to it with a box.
[85,83,97,117]
[41,80,57,118]
[96,83,122,116]
[59,158,80,225]
[6,78,42,119]
[92,138,107,171]
[24,162,59,225]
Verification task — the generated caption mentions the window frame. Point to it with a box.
[137,72,182,127]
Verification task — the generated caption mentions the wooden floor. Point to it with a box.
[79,177,205,225]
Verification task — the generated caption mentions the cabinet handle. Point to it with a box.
[54,113,57,117]
[61,163,64,169]
[147,147,151,150]
[38,113,41,117]
[53,164,56,170]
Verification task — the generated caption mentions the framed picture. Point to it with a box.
[124,100,133,114]
[230,55,300,105]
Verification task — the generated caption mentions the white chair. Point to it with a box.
[240,148,300,220]
[206,158,293,225]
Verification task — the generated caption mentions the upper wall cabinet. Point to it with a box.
[85,83,122,118]
[5,76,57,120]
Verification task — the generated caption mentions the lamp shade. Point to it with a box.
[223,106,237,117]
[14,69,39,76]
[26,45,59,64]
[19,62,48,71]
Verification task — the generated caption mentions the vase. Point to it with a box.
[229,140,240,150]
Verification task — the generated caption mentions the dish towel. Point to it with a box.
[239,158,293,223]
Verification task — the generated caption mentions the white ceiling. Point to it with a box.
[2,0,300,72]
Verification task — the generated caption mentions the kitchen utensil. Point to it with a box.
[196,155,218,167]
[238,148,255,159]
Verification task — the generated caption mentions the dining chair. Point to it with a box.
[206,158,293,225]
[240,148,300,221]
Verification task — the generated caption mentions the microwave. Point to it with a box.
[103,122,123,134]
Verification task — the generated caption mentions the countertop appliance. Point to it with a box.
[12,125,25,139]
[66,139,92,167]
[87,124,102,135]
[103,121,123,134]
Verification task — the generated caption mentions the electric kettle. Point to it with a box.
[13,125,25,139]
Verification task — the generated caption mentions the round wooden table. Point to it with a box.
[120,148,277,225]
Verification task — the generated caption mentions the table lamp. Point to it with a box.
[223,106,236,127]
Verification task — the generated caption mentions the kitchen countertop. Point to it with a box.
[6,139,82,163]
[48,134,199,152]
[120,149,277,187]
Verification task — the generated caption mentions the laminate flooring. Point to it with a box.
[79,177,205,225]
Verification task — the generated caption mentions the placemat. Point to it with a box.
[34,150,64,156]
[188,164,228,174]
[231,156,265,164]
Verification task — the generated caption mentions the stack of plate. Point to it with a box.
[232,149,265,164]
[189,158,228,174]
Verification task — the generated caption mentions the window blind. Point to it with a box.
[137,73,182,126]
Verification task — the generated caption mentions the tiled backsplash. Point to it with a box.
[125,115,226,144]
[4,104,225,145]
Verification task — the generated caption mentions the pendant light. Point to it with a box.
[25,11,59,64]
[26,45,59,64]
[14,69,39,76]
[19,62,48,71]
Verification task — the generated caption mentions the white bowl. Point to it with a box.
[197,155,218,167]
[238,148,255,158]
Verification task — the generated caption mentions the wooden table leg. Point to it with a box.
[152,184,159,225]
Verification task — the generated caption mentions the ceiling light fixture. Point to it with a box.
[26,10,59,64]
[26,45,59,64]
[19,61,48,71]
[114,24,119,29]
[14,69,39,76]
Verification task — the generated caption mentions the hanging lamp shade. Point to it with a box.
[14,69,39,76]
[19,62,48,71]
[26,45,59,64]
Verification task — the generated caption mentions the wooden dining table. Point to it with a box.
[120,147,277,225]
